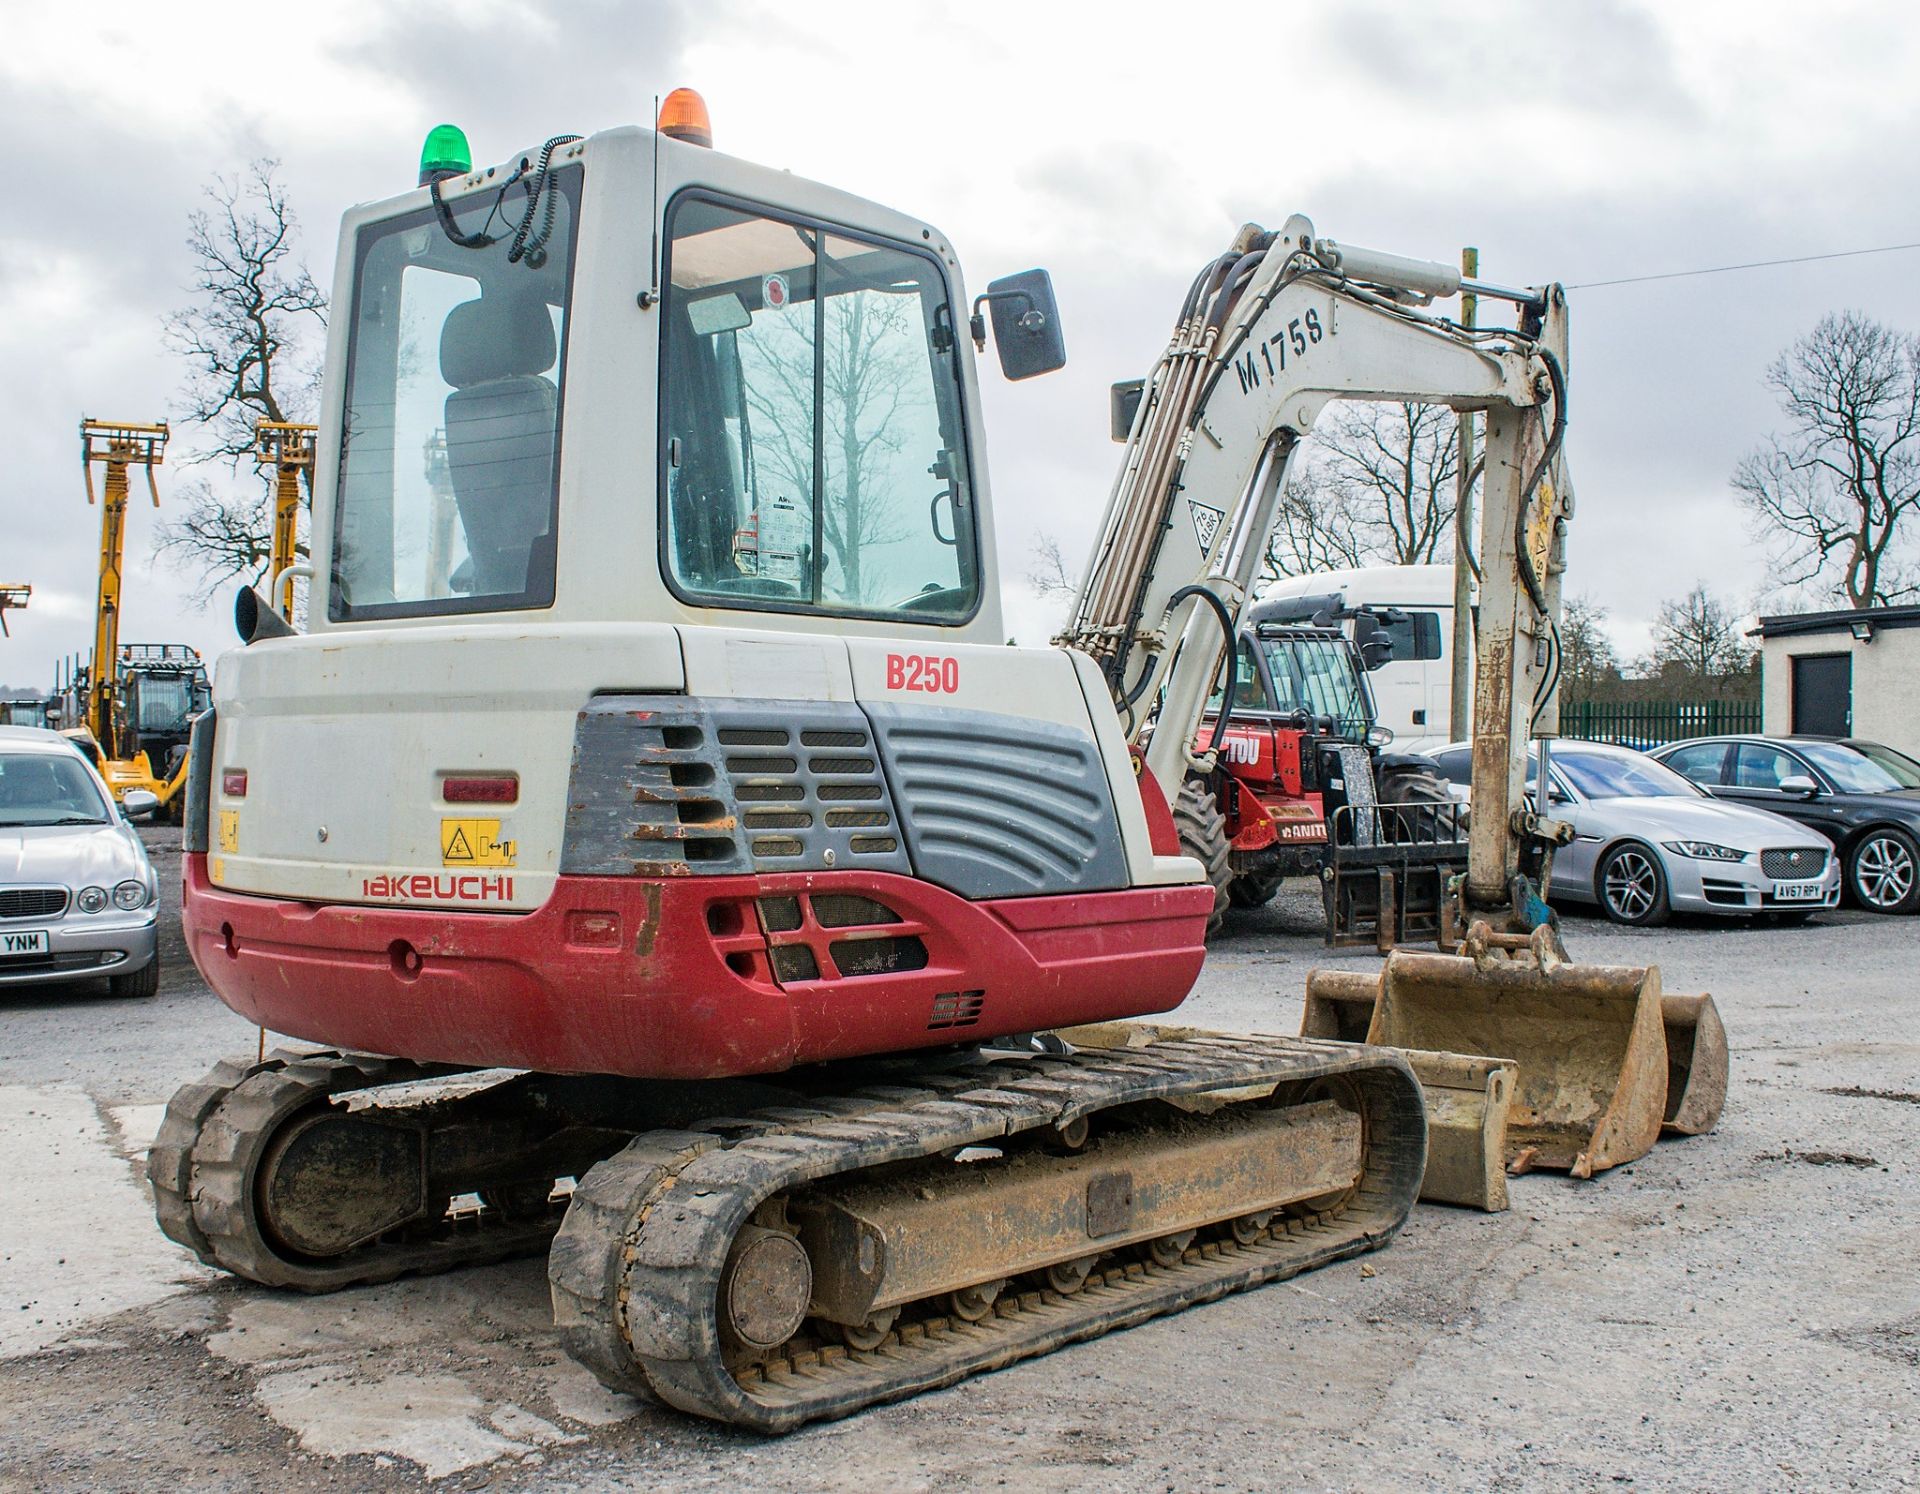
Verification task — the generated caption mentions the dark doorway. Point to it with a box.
[1791,652,1852,735]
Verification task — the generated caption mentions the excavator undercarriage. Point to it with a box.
[155,1033,1424,1430]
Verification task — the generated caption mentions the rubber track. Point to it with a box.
[549,1035,1425,1431]
[151,1050,564,1292]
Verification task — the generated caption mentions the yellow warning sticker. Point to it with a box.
[217,810,239,853]
[441,818,516,868]
[210,856,224,884]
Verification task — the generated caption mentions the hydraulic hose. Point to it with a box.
[1168,584,1239,754]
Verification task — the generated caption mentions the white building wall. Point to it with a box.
[1761,626,1920,753]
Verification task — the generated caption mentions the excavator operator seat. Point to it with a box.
[440,294,559,598]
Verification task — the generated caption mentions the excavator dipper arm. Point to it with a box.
[1057,216,1567,824]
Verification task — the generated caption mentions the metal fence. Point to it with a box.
[1559,699,1761,749]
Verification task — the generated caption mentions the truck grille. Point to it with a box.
[0,888,68,919]
[1760,848,1826,880]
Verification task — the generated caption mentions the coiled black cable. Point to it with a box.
[508,135,582,266]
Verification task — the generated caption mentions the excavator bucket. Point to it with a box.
[1304,923,1694,1181]
[1659,991,1728,1136]
[1304,971,1516,1211]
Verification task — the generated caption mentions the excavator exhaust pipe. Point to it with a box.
[1304,922,1728,1205]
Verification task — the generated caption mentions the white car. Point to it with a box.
[0,726,161,996]
[1427,739,1841,925]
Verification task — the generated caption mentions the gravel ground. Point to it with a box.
[0,828,1914,1492]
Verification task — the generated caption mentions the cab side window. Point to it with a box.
[1231,643,1271,711]
[1379,610,1444,663]
[1733,743,1804,790]
[1665,742,1731,787]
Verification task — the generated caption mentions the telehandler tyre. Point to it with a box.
[1173,778,1232,937]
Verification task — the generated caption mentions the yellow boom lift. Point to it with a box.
[253,421,317,620]
[0,582,28,637]
[73,418,197,809]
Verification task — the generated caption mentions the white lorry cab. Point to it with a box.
[1256,564,1465,753]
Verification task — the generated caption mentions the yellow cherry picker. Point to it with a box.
[66,418,209,815]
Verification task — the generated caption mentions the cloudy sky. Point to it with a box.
[5,0,1919,690]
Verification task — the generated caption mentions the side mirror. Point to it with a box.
[1777,775,1819,798]
[973,269,1066,380]
[1546,783,1572,806]
[1350,612,1394,671]
[121,789,160,821]
[1110,379,1145,442]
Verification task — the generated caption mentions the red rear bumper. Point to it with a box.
[182,855,1212,1080]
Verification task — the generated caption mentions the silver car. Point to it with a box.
[1428,739,1841,925]
[0,726,161,995]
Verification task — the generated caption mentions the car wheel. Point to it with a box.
[109,959,160,1000]
[1596,841,1670,927]
[1847,828,1920,914]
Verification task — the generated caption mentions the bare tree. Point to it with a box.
[1257,401,1469,583]
[1259,473,1367,580]
[157,160,327,586]
[1316,401,1463,564]
[739,292,914,605]
[1027,531,1079,597]
[1557,593,1621,699]
[1733,311,1920,607]
[1647,584,1756,686]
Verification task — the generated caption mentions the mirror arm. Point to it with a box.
[969,288,1046,350]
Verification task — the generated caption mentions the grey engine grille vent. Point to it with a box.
[562,697,911,877]
[714,701,910,874]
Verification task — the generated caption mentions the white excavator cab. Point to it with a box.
[205,120,1188,931]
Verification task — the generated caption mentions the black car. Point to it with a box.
[1650,735,1920,914]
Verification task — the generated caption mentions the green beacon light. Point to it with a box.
[419,124,472,187]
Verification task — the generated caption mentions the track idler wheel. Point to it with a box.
[823,1309,899,1352]
[1044,1255,1098,1295]
[255,1107,428,1259]
[1146,1230,1196,1268]
[721,1225,813,1354]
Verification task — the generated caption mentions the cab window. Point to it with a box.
[660,194,978,622]
[332,168,579,618]
[1663,742,1731,787]
[1208,643,1271,713]
[1733,742,1807,790]
[1379,610,1443,663]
